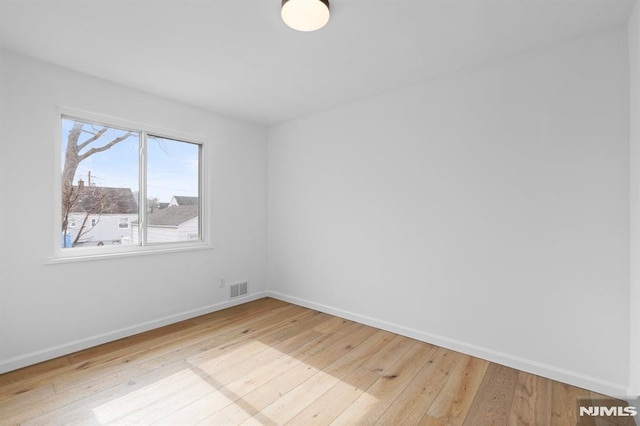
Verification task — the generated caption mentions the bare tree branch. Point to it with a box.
[68,187,121,246]
[77,127,108,150]
[148,135,169,154]
[78,132,133,161]
[72,212,91,247]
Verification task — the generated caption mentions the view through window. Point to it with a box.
[61,117,202,249]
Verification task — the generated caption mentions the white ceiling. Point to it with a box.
[0,0,635,125]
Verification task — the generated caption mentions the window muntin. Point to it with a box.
[60,116,203,252]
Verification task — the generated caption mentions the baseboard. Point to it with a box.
[267,290,630,398]
[0,291,268,374]
[1,289,631,399]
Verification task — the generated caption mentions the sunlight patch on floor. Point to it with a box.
[92,339,379,425]
[92,368,219,424]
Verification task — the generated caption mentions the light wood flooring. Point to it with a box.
[0,298,634,425]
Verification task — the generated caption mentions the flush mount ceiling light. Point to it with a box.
[281,0,330,32]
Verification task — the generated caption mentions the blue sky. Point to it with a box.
[62,118,199,203]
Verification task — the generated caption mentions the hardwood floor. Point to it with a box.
[0,298,634,425]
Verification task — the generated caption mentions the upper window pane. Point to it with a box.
[61,118,139,248]
[145,136,201,244]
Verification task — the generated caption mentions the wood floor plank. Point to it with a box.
[462,363,520,426]
[18,361,192,426]
[419,354,489,426]
[88,362,213,425]
[507,372,552,426]
[374,346,464,425]
[0,384,56,425]
[185,310,328,375]
[286,334,415,426]
[551,381,591,426]
[0,298,632,426]
[65,319,199,366]
[0,357,72,389]
[330,340,438,425]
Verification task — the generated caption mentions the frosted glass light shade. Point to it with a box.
[281,0,330,32]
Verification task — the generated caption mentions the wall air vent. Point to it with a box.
[230,281,248,299]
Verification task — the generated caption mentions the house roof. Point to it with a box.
[69,186,138,215]
[140,205,198,227]
[172,196,198,206]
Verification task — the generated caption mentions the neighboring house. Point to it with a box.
[168,195,198,207]
[130,205,199,244]
[65,185,138,247]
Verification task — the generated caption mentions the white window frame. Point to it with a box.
[51,107,210,263]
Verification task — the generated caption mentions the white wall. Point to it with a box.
[268,29,630,396]
[0,50,268,372]
[629,0,640,398]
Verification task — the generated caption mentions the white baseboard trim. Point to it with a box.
[1,290,631,399]
[267,291,630,398]
[0,291,267,374]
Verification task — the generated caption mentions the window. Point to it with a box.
[60,116,203,252]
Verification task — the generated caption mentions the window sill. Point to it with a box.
[46,243,214,264]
